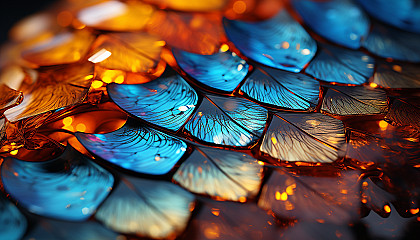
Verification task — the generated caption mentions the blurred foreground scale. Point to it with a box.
[0,0,420,240]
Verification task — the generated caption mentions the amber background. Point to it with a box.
[0,0,56,43]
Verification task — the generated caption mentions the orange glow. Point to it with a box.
[257,161,265,165]
[340,189,348,194]
[410,208,419,214]
[384,205,391,213]
[362,198,367,203]
[271,137,277,144]
[76,123,86,132]
[286,184,296,195]
[10,149,19,155]
[362,181,368,187]
[280,192,288,201]
[62,117,73,126]
[392,65,402,72]
[316,219,325,223]
[211,208,220,216]
[233,1,247,14]
[379,120,388,130]
[114,75,125,84]
[91,80,104,89]
[275,191,281,200]
[220,44,229,52]
[239,196,246,202]
[204,225,220,239]
[369,83,378,88]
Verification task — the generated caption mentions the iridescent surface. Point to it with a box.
[76,119,187,175]
[4,62,94,122]
[259,169,361,224]
[1,146,114,221]
[321,86,388,116]
[357,0,420,33]
[363,23,420,62]
[173,146,263,201]
[0,195,27,240]
[292,0,369,49]
[89,33,163,73]
[173,48,248,92]
[185,95,267,146]
[224,9,316,72]
[241,66,319,110]
[108,67,198,131]
[261,112,346,163]
[373,62,420,88]
[96,177,195,239]
[0,84,23,112]
[306,43,375,84]
[0,0,420,239]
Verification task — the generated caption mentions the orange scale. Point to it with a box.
[146,10,224,55]
[75,0,155,32]
[143,0,229,12]
[21,29,96,67]
[88,32,164,73]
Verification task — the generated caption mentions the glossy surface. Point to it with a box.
[173,146,263,201]
[173,48,248,92]
[241,66,319,110]
[306,43,375,85]
[108,67,198,131]
[0,195,27,240]
[373,62,420,88]
[261,112,346,163]
[1,146,114,221]
[224,9,316,72]
[96,176,195,239]
[293,0,369,49]
[185,95,267,146]
[76,120,187,175]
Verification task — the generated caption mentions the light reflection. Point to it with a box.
[88,49,112,63]
[78,1,127,26]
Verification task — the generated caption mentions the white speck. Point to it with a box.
[178,106,188,111]
[301,49,311,55]
[350,33,357,40]
[237,64,243,71]
[82,207,90,215]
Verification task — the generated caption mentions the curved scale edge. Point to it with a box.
[107,67,198,131]
[260,112,346,163]
[241,67,319,110]
[76,119,187,175]
[95,177,195,239]
[184,95,267,147]
[1,145,114,221]
[173,48,248,92]
[223,9,316,72]
[306,43,375,85]
[0,195,27,240]
[173,146,263,201]
[373,62,420,88]
[292,0,370,49]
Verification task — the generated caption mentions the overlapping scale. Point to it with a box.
[0,118,5,144]
[361,178,394,217]
[292,0,369,49]
[173,146,263,201]
[76,0,155,31]
[4,62,94,122]
[260,112,346,163]
[386,98,420,132]
[21,30,95,66]
[241,66,319,110]
[95,177,195,239]
[23,219,120,240]
[223,9,316,72]
[0,194,27,240]
[76,119,187,175]
[185,95,267,147]
[0,84,23,113]
[321,86,388,116]
[1,145,114,221]
[357,0,420,33]
[181,199,279,240]
[173,48,248,92]
[258,169,361,224]
[373,62,420,88]
[305,43,375,85]
[89,33,163,73]
[362,23,420,62]
[144,0,228,11]
[147,11,223,54]
[107,67,198,131]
